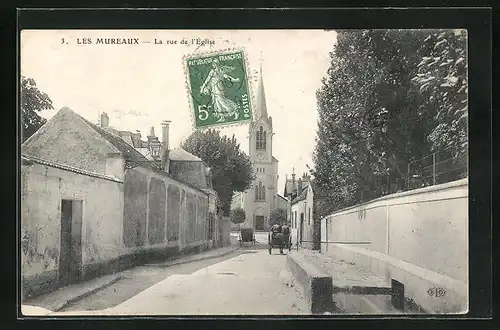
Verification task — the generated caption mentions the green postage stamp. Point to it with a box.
[184,49,253,129]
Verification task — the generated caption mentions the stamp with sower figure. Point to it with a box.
[184,49,253,129]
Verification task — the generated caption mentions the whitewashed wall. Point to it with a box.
[321,179,468,313]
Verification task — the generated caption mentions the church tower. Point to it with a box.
[242,59,279,231]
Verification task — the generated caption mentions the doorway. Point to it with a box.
[59,199,83,286]
[255,215,265,231]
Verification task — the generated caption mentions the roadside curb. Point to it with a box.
[52,274,124,312]
[285,253,334,314]
[145,246,240,268]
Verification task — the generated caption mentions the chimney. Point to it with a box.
[147,126,156,145]
[298,178,303,194]
[101,112,109,128]
[161,120,171,173]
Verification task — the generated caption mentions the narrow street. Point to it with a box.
[59,250,245,312]
[48,248,308,315]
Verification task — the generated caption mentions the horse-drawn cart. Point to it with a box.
[239,228,256,247]
[268,227,292,254]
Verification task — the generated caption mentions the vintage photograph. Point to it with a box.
[20,29,468,316]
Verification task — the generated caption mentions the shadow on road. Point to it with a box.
[59,250,246,312]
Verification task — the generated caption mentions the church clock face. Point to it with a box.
[257,152,264,160]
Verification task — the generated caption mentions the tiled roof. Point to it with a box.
[128,132,146,148]
[284,178,310,197]
[80,117,164,172]
[135,148,154,161]
[82,118,153,165]
[24,107,211,195]
[169,148,202,162]
[80,115,213,195]
[118,132,134,147]
[21,154,123,183]
[291,186,308,204]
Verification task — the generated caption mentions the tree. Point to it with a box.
[411,30,468,171]
[21,76,54,142]
[269,208,287,226]
[182,129,255,216]
[230,207,246,225]
[313,29,464,215]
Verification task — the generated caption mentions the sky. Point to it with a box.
[21,29,337,194]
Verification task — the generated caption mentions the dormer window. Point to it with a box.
[256,126,267,150]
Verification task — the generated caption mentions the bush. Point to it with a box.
[230,207,246,225]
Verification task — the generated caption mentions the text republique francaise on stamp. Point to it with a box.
[184,50,253,129]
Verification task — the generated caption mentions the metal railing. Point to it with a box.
[406,146,467,190]
[314,145,468,217]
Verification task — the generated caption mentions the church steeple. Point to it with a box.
[255,55,269,120]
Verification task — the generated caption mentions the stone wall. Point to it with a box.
[122,167,210,253]
[21,161,213,299]
[21,161,124,299]
[320,179,468,313]
[167,185,181,242]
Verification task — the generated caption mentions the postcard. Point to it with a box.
[20,28,468,316]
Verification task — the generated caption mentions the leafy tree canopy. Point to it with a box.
[412,30,468,153]
[182,129,255,216]
[313,29,467,218]
[230,207,246,225]
[269,208,287,226]
[21,76,54,142]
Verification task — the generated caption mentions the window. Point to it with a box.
[308,208,311,225]
[294,211,297,228]
[256,126,267,150]
[256,181,266,201]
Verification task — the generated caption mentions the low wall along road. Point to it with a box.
[320,179,468,314]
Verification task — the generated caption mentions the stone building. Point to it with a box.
[21,107,222,299]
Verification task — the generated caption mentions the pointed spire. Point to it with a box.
[259,50,263,72]
[255,52,269,120]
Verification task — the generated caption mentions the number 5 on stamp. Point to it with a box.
[184,50,253,129]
